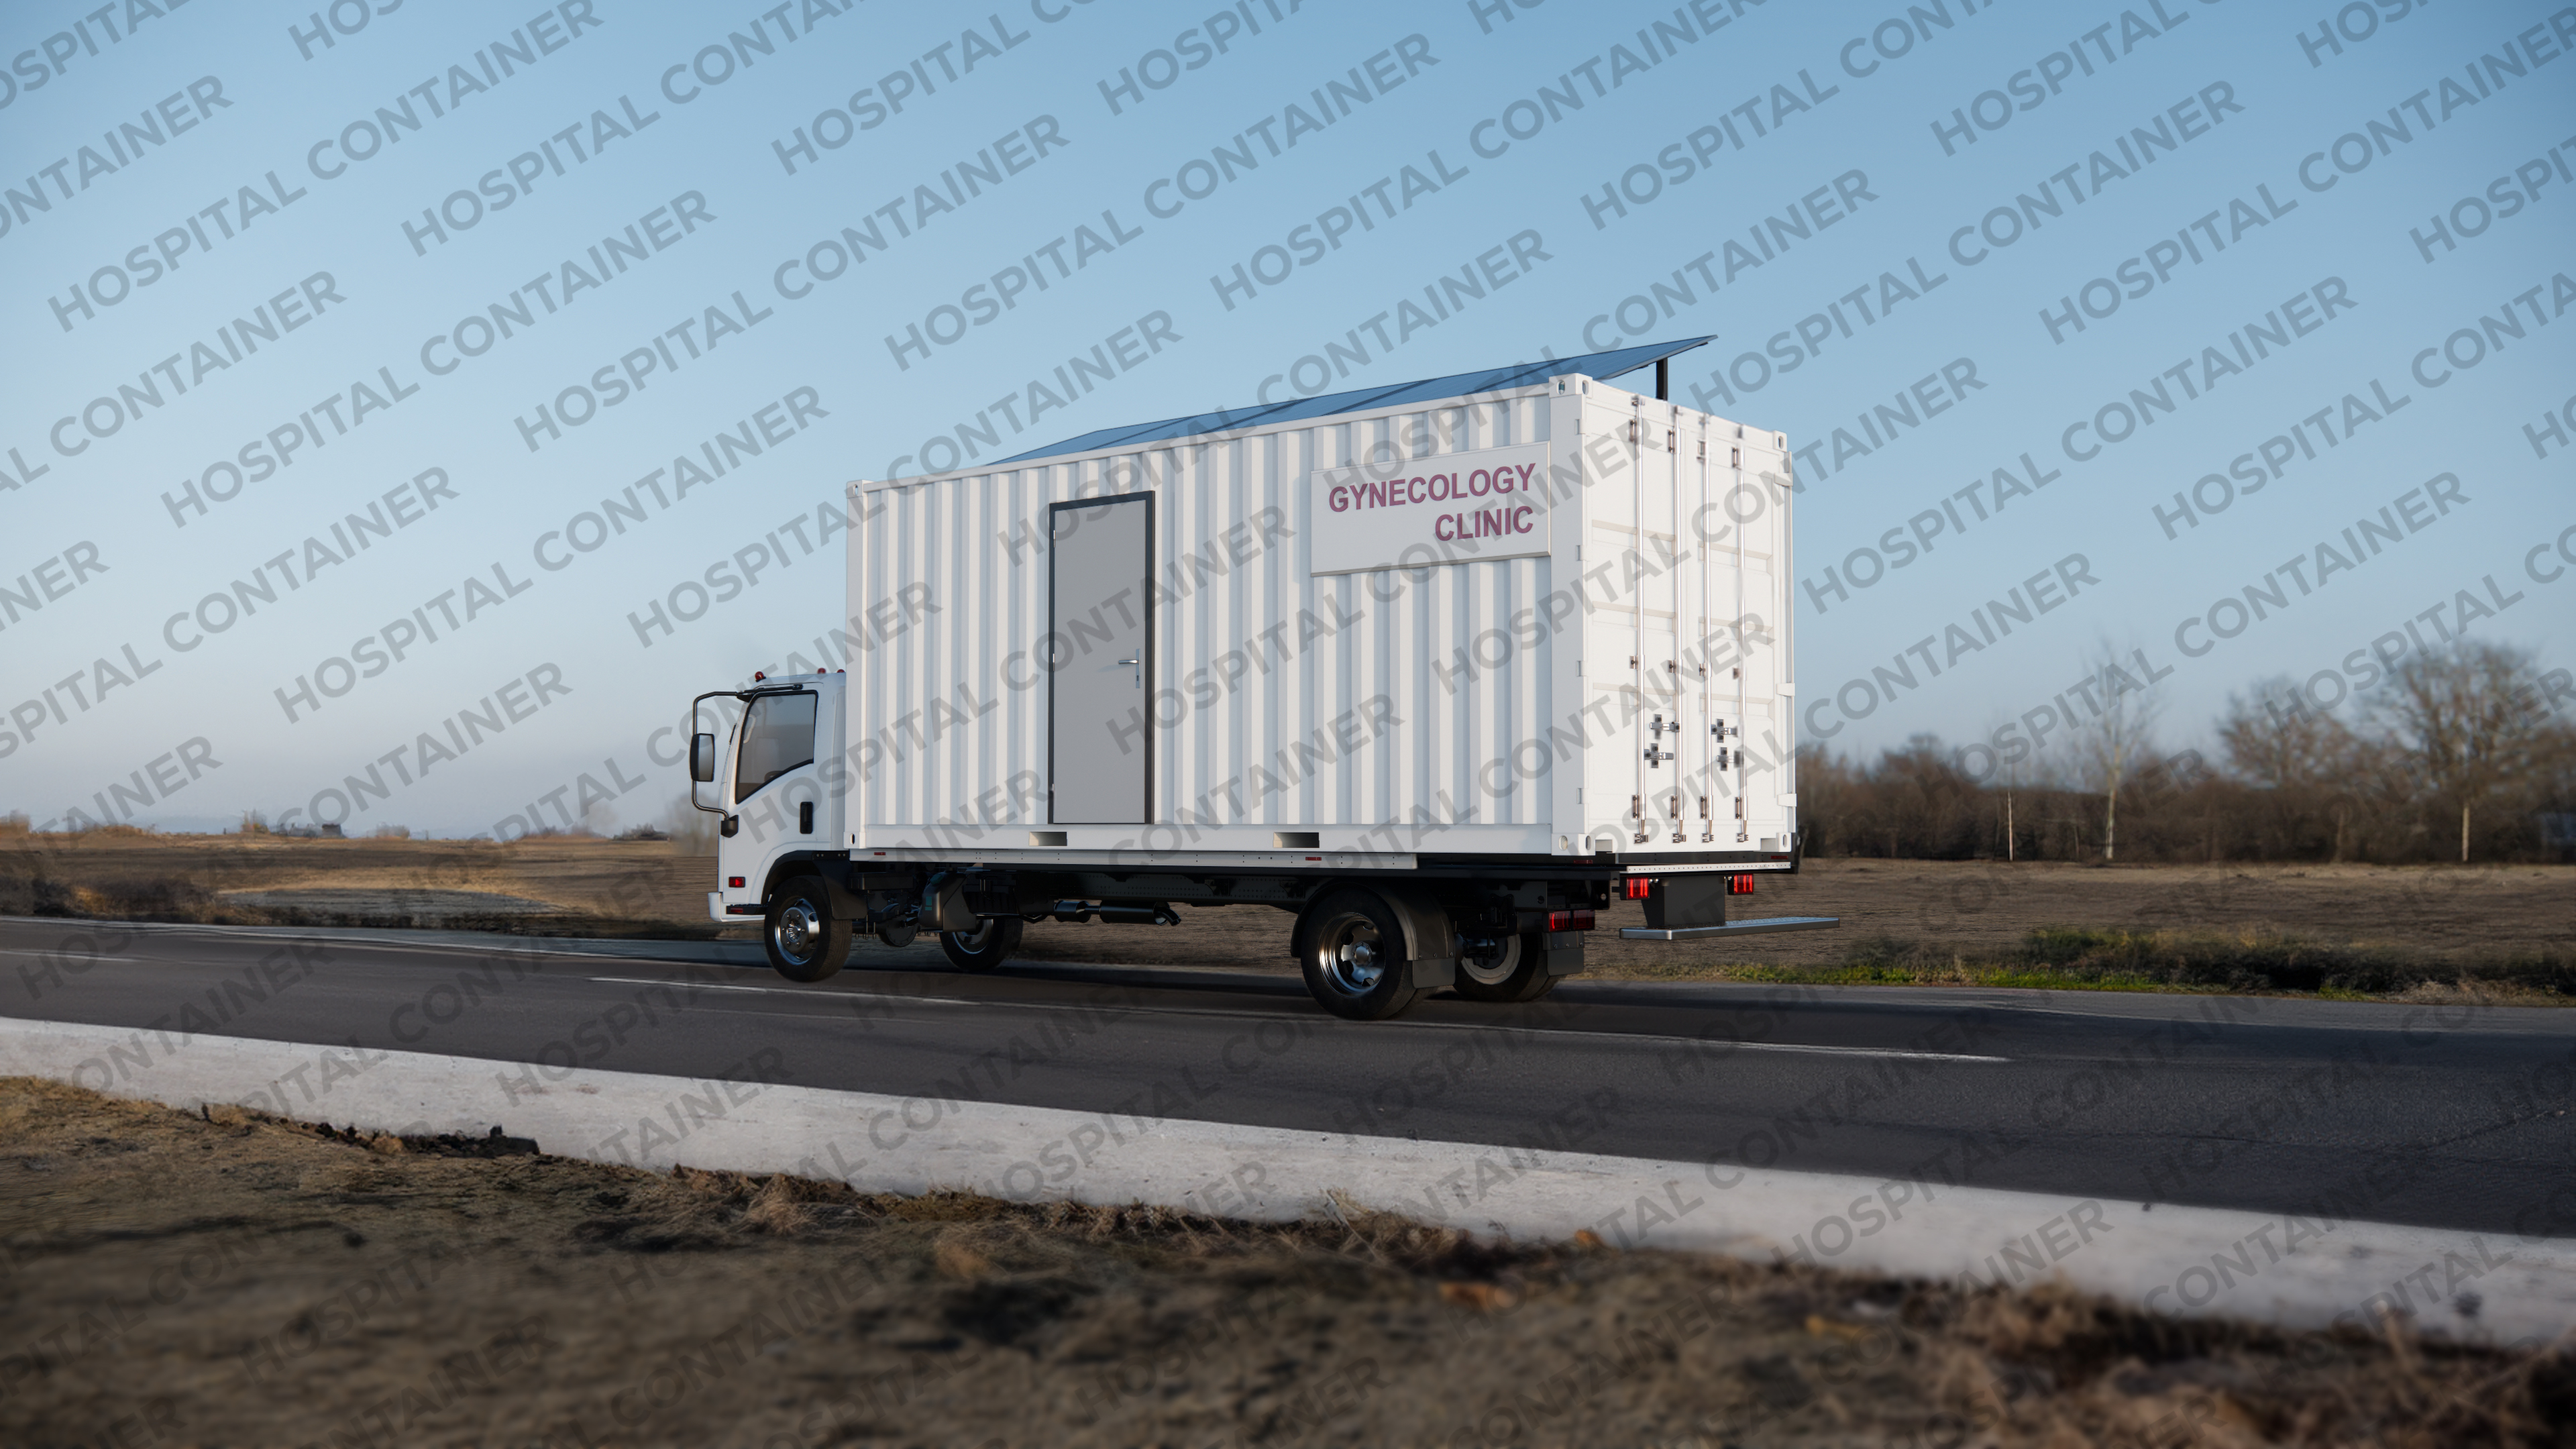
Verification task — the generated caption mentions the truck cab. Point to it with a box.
[692,667,1029,981]
[694,672,853,970]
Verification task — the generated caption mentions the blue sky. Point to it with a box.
[2,0,2570,835]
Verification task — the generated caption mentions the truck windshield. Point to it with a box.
[735,691,816,803]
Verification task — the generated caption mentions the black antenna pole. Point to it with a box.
[1656,358,1669,400]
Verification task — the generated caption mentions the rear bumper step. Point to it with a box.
[1620,915,1839,941]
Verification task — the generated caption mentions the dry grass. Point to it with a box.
[1599,926,2576,1003]
[0,832,728,937]
[2,1078,2568,1446]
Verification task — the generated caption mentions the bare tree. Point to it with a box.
[2070,641,2164,863]
[2218,677,2355,788]
[2371,641,2555,861]
[2219,677,2365,859]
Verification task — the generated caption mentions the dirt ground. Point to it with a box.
[0,832,718,937]
[1,1079,2562,1449]
[1015,859,2576,980]
[5,832,2571,992]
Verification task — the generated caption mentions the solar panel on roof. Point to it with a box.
[986,335,1717,469]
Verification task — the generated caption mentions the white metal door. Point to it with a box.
[718,688,820,903]
[1631,403,1681,843]
[1049,494,1151,824]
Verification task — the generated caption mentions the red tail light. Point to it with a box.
[1621,877,1653,900]
[1546,910,1596,932]
[728,876,746,888]
[1728,873,1756,894]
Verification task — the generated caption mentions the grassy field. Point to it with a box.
[3,1078,2560,1448]
[4,830,2569,1000]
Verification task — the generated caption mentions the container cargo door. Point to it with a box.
[1049,494,1152,824]
[1635,404,1687,845]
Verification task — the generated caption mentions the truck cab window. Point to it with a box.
[735,692,816,804]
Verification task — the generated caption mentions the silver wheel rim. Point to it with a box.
[1315,913,1391,996]
[772,900,821,965]
[1459,933,1521,987]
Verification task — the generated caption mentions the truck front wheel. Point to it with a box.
[1299,890,1420,1021]
[941,916,1024,971]
[765,876,851,981]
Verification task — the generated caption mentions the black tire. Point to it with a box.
[1297,889,1421,1021]
[1452,930,1558,1004]
[940,916,1024,971]
[765,876,851,981]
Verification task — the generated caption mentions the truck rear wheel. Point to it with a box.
[1453,930,1557,1004]
[941,916,1024,971]
[765,876,851,981]
[1299,890,1420,1021]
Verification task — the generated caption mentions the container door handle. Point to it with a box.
[1117,655,1141,686]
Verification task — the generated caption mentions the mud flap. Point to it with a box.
[1377,888,1456,990]
[1542,934,1587,977]
[818,867,869,923]
[924,873,977,932]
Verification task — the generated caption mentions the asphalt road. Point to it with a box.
[4,916,2569,1237]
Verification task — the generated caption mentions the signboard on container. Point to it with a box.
[1305,441,1553,576]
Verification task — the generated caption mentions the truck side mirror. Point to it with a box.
[690,733,718,783]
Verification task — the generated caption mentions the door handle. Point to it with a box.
[1117,655,1140,686]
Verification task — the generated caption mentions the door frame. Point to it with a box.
[716,684,821,910]
[1045,491,1155,825]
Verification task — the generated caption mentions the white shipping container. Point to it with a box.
[841,338,1801,869]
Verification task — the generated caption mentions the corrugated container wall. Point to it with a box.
[845,372,1796,863]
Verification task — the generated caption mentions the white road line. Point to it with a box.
[1,922,747,969]
[0,949,142,962]
[1642,1038,2008,1063]
[586,975,981,1007]
[1356,1013,2010,1062]
[585,974,2009,1062]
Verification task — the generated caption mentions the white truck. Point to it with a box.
[687,337,1830,1020]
